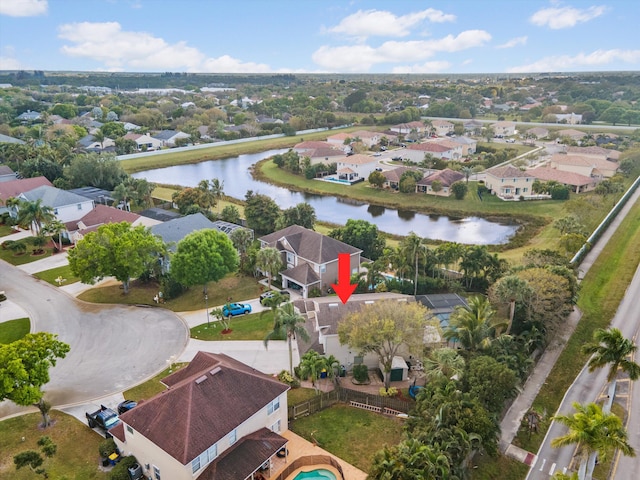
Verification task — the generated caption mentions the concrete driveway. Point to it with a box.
[0,261,188,419]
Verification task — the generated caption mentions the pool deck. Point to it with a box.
[268,430,367,480]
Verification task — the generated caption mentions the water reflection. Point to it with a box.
[131,150,518,244]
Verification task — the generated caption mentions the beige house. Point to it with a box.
[526,127,549,139]
[334,154,380,182]
[451,136,477,155]
[382,166,423,190]
[431,120,454,137]
[258,225,361,298]
[491,121,517,137]
[293,141,346,165]
[556,129,587,141]
[549,154,619,179]
[326,132,352,146]
[123,133,163,151]
[564,146,621,162]
[416,168,465,196]
[432,139,464,160]
[485,165,536,200]
[390,121,430,137]
[403,142,459,163]
[530,167,599,193]
[111,352,289,480]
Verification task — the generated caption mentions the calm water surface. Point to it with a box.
[132,149,518,244]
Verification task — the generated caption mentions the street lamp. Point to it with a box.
[205,293,209,328]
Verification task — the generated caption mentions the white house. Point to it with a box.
[403,142,459,163]
[334,154,380,183]
[110,352,289,480]
[491,121,517,137]
[20,185,94,223]
[123,133,163,151]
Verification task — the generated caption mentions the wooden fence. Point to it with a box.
[288,386,412,421]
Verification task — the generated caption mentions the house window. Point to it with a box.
[523,188,528,193]
[207,444,217,461]
[268,397,280,415]
[153,465,160,480]
[77,203,82,210]
[286,252,294,264]
[126,425,133,434]
[191,457,200,473]
[53,209,58,215]
[271,419,281,433]
[319,265,326,274]
[229,429,237,445]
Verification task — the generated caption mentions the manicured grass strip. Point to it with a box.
[34,264,81,287]
[190,310,283,341]
[0,411,108,480]
[77,273,263,312]
[123,363,186,401]
[515,200,640,452]
[469,451,531,480]
[288,387,318,406]
[0,224,15,237]
[0,317,30,344]
[0,239,54,266]
[290,404,404,473]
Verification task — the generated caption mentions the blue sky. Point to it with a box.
[0,0,638,74]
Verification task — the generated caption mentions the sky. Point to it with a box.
[0,0,639,74]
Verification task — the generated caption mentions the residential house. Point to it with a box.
[432,139,464,160]
[0,165,16,182]
[111,351,289,480]
[463,119,483,134]
[295,293,416,368]
[123,133,163,151]
[525,127,549,139]
[77,134,116,152]
[555,113,582,124]
[491,121,517,137]
[16,110,41,123]
[485,165,536,200]
[153,130,191,147]
[325,132,352,147]
[120,122,141,131]
[16,185,94,223]
[430,120,454,137]
[334,154,380,183]
[564,146,621,162]
[0,176,53,204]
[390,121,429,138]
[382,166,423,190]
[0,133,26,145]
[351,130,381,149]
[451,136,477,155]
[530,167,598,193]
[258,225,362,298]
[416,168,465,196]
[403,142,459,163]
[549,154,619,179]
[556,129,587,142]
[64,205,155,244]
[293,141,346,165]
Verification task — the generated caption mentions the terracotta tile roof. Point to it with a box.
[0,176,53,201]
[382,166,420,183]
[407,142,451,153]
[65,205,140,232]
[337,154,378,165]
[417,168,465,187]
[551,154,619,171]
[530,167,595,186]
[300,148,345,159]
[294,141,335,150]
[557,129,586,138]
[486,165,535,179]
[431,120,453,127]
[199,428,287,480]
[119,352,289,465]
[259,225,361,264]
[565,146,621,160]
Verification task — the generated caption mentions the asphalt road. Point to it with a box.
[0,261,188,418]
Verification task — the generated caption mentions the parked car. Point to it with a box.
[222,302,252,317]
[392,156,402,161]
[117,400,138,415]
[259,290,290,305]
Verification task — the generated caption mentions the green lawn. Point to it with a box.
[0,411,108,480]
[0,224,15,237]
[191,310,284,341]
[0,238,54,266]
[0,318,30,344]
[123,363,186,401]
[34,264,81,287]
[469,452,530,480]
[290,404,405,473]
[77,273,263,312]
[287,387,318,406]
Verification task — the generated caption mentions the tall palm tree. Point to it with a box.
[16,199,55,235]
[582,328,640,383]
[423,347,466,382]
[255,247,283,290]
[210,178,224,215]
[552,402,635,480]
[230,227,254,272]
[41,219,66,251]
[490,275,533,334]
[264,302,310,375]
[400,232,425,296]
[443,296,503,352]
[298,350,327,393]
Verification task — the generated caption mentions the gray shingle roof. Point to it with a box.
[22,185,92,207]
[150,212,217,248]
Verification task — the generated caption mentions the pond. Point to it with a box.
[132,150,518,244]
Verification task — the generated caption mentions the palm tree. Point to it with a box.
[443,295,503,352]
[16,199,55,235]
[423,347,466,382]
[400,232,425,296]
[552,402,635,480]
[461,166,474,184]
[582,328,640,384]
[210,178,224,215]
[298,350,327,393]
[229,227,253,271]
[255,247,283,290]
[264,302,310,375]
[490,275,533,334]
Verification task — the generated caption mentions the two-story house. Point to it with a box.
[549,154,619,179]
[258,225,361,298]
[111,351,289,480]
[485,165,536,200]
[430,120,454,137]
[403,142,459,163]
[334,154,380,183]
[491,121,516,137]
[19,185,94,223]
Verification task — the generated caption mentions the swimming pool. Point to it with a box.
[293,469,337,480]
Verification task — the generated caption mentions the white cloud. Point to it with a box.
[530,5,606,29]
[57,21,274,73]
[496,36,527,49]
[0,0,47,16]
[327,8,455,38]
[506,49,640,72]
[0,56,28,70]
[392,61,452,74]
[312,30,491,72]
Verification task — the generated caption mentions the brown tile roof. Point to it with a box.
[407,142,451,153]
[530,167,595,186]
[557,129,586,138]
[551,154,619,171]
[486,165,535,179]
[338,154,378,165]
[119,352,289,465]
[416,168,465,187]
[65,205,140,232]
[294,141,335,150]
[382,166,420,183]
[0,176,53,201]
[302,147,345,159]
[259,225,361,264]
[199,428,287,480]
[565,146,621,160]
[282,262,320,285]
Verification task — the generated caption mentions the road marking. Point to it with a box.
[549,463,556,475]
[539,458,546,471]
[563,467,567,474]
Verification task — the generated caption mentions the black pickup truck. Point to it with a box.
[86,405,120,436]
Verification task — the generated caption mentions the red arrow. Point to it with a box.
[331,253,357,304]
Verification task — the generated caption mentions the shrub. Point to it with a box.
[108,456,138,480]
[159,274,186,300]
[98,438,117,458]
[379,387,398,397]
[353,364,369,383]
[278,370,300,388]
